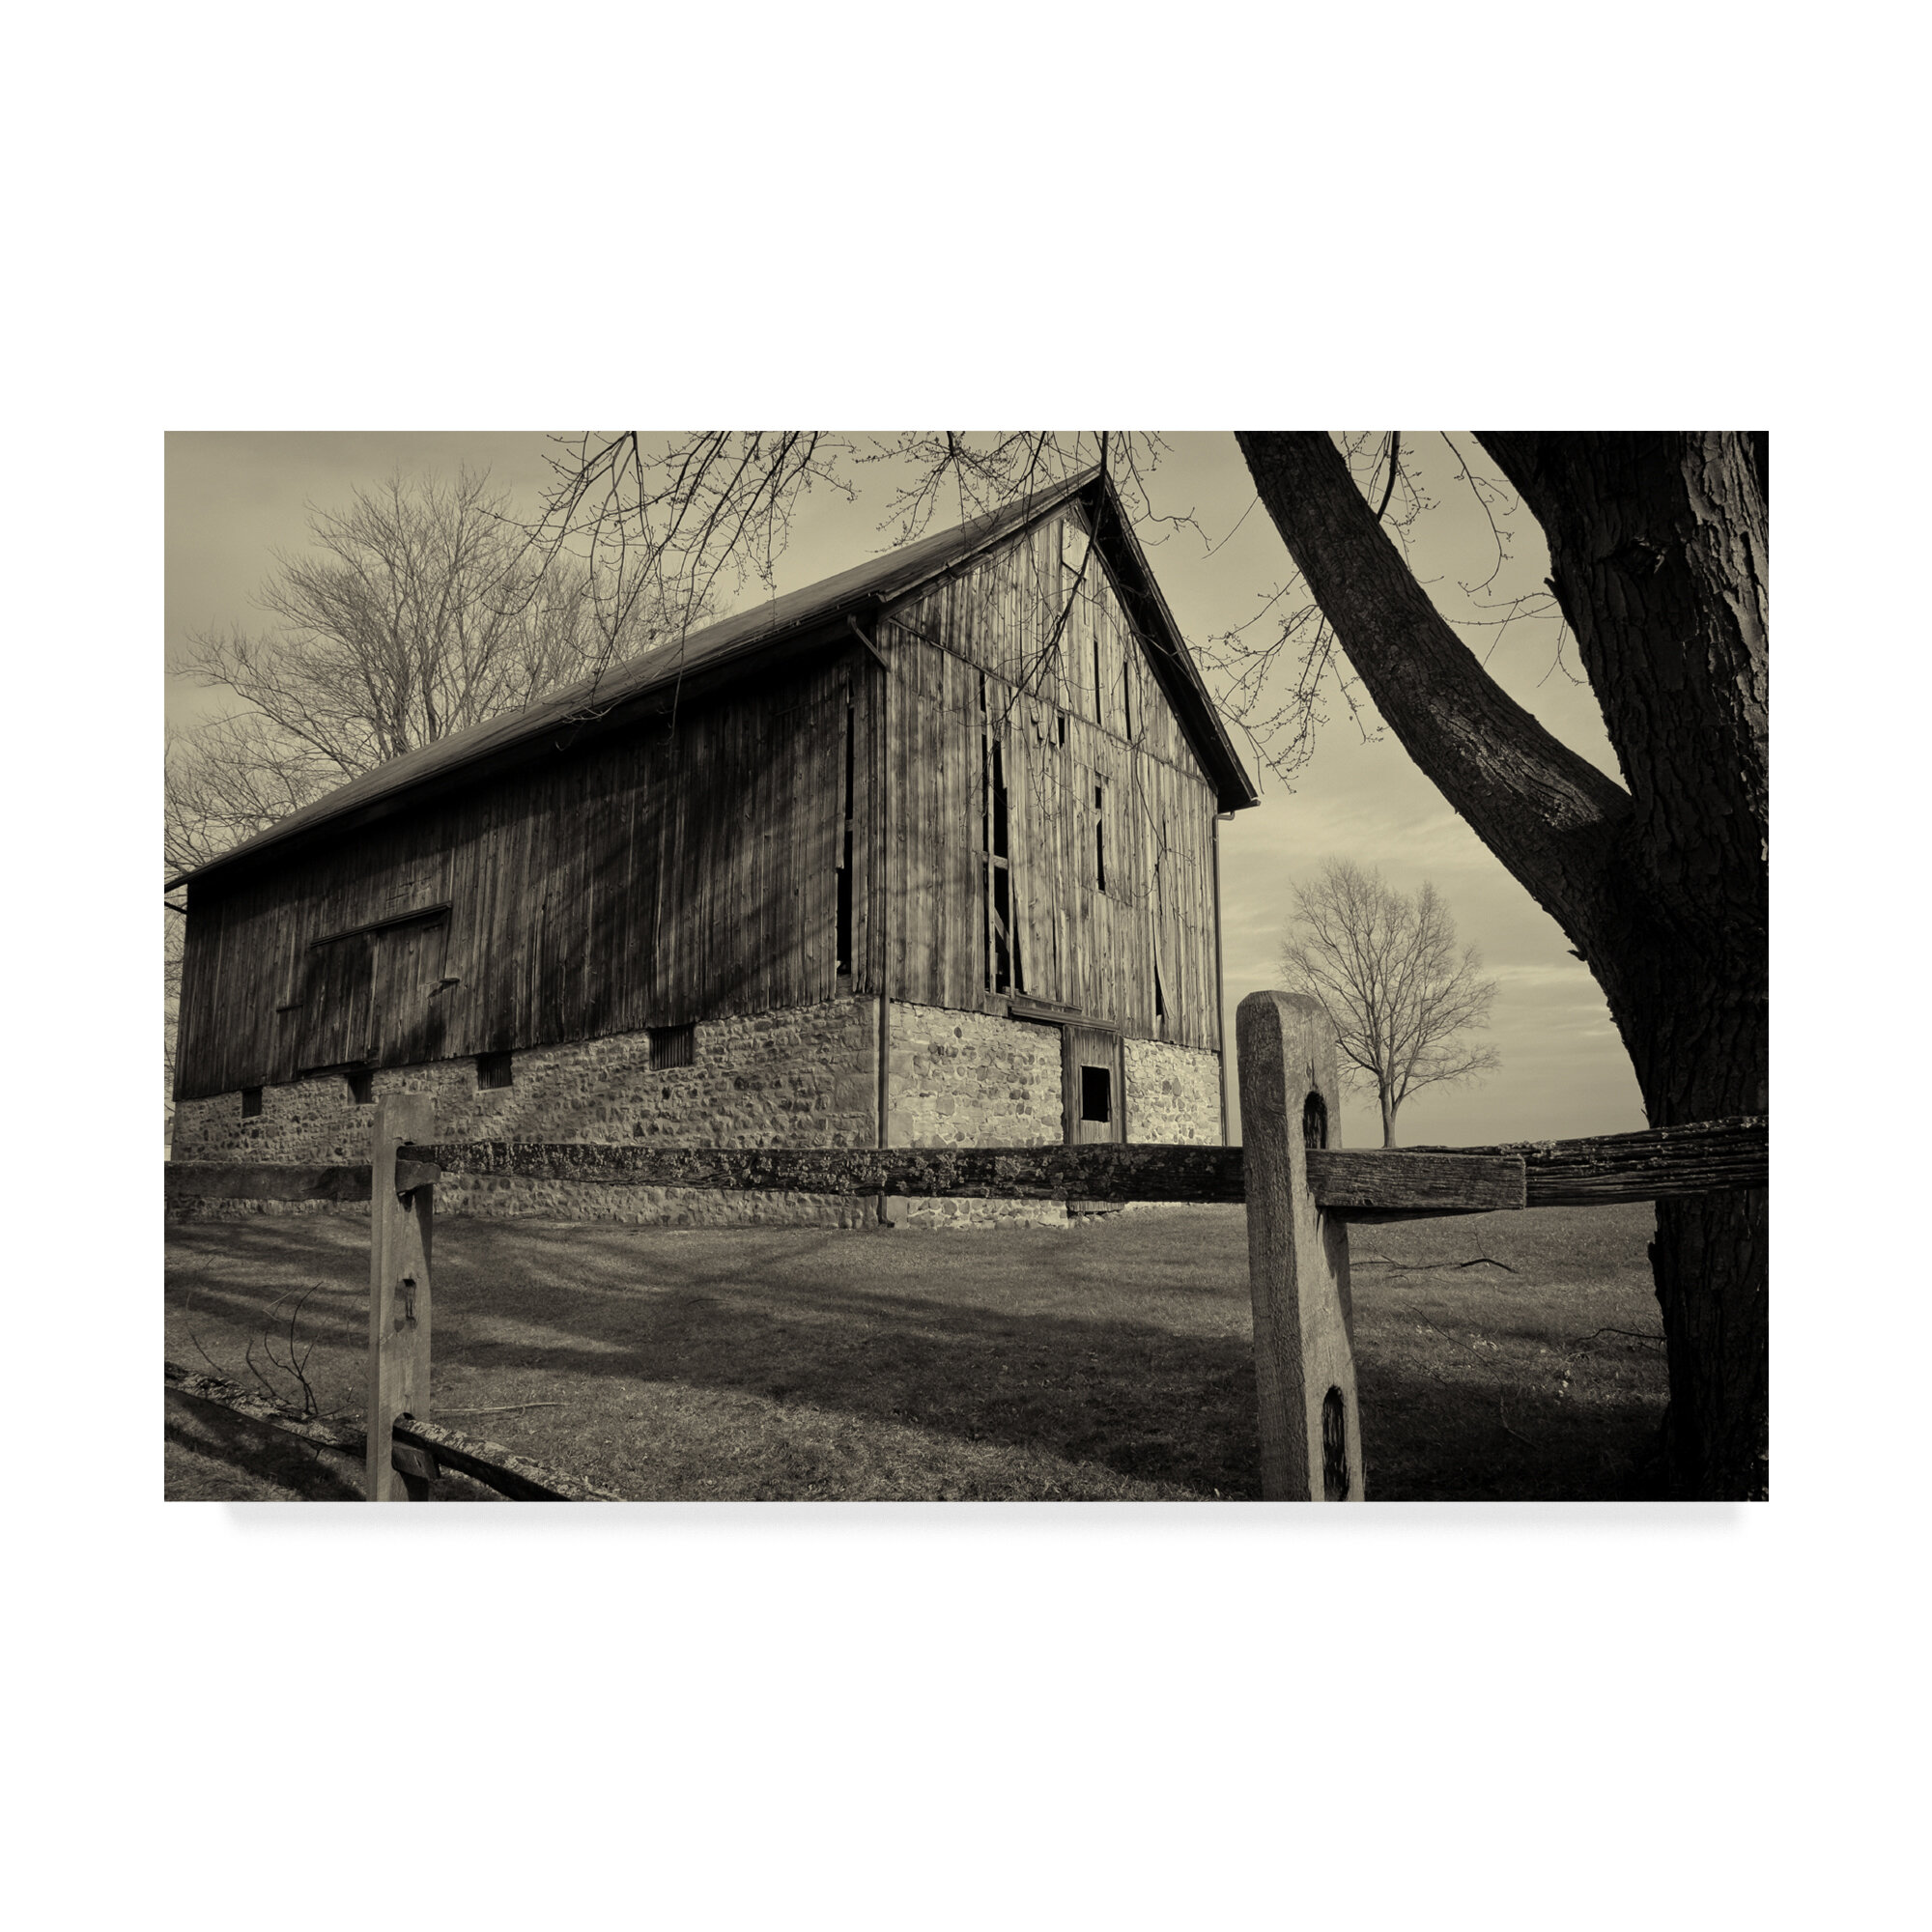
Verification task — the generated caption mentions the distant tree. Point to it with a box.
[1279,859,1500,1147]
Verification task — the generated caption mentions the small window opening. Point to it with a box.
[1093,627,1105,727]
[836,700,855,978]
[1057,712,1067,747]
[977,671,987,713]
[991,740,1009,859]
[1303,1092,1329,1150]
[1094,785,1108,895]
[241,1087,263,1118]
[1322,1386,1350,1500]
[477,1051,513,1091]
[1080,1064,1112,1123]
[1153,964,1165,1024]
[649,1024,695,1070]
[346,1068,374,1106]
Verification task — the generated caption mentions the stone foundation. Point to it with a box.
[170,998,1224,1228]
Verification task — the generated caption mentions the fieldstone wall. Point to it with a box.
[1122,1037,1224,1145]
[167,997,1226,1229]
[887,1003,1064,1148]
[169,998,879,1226]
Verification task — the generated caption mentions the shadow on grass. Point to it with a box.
[166,1209,1664,1502]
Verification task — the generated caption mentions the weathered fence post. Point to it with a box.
[1236,990,1364,1501]
[367,1093,435,1502]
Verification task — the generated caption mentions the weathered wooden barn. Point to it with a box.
[169,468,1260,1223]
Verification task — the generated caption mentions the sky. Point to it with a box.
[165,431,1646,1148]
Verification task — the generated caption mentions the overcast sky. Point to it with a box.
[166,431,1646,1148]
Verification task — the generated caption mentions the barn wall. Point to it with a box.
[879,507,1223,1050]
[177,650,874,1101]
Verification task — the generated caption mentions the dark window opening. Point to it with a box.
[837,701,855,978]
[1303,1092,1329,1150]
[1093,627,1104,726]
[1094,785,1108,895]
[1057,712,1067,746]
[977,671,987,713]
[477,1051,513,1091]
[1153,964,1165,1024]
[1321,1386,1350,1500]
[990,864,1020,995]
[1122,657,1133,738]
[346,1068,374,1106]
[650,1024,695,1070]
[982,730,1020,995]
[1080,1065,1112,1123]
[241,1087,263,1118]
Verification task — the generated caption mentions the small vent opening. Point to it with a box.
[346,1068,374,1106]
[1303,1092,1329,1150]
[477,1051,513,1091]
[241,1087,263,1119]
[650,1024,695,1070]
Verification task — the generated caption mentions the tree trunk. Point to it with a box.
[1236,432,1768,1499]
[1379,1089,1397,1148]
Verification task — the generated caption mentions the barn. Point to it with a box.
[168,467,1260,1225]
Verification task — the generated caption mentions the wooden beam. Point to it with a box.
[164,1364,620,1502]
[1412,1117,1766,1208]
[165,1159,441,1203]
[399,1139,1521,1213]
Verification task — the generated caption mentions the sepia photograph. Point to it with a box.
[162,431,1767,1504]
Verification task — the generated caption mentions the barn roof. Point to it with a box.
[171,466,1258,890]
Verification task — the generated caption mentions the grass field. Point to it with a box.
[164,1202,1668,1502]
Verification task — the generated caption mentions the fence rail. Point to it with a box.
[165,1116,1765,1215]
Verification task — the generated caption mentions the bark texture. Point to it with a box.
[1236,432,1768,1499]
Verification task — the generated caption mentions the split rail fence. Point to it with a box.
[165,991,1767,1502]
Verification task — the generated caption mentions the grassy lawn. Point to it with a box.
[164,1202,1667,1502]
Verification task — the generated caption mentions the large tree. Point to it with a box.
[528,430,1770,1499]
[1236,433,1767,1499]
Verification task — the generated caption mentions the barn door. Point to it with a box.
[1064,1024,1124,1146]
[369,912,450,1065]
[298,929,376,1070]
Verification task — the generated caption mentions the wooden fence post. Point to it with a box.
[1236,990,1364,1501]
[367,1093,435,1502]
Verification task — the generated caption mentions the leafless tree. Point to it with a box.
[1279,860,1499,1147]
[164,467,704,1121]
[523,430,1766,1499]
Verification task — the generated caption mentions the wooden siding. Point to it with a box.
[177,652,869,1100]
[879,509,1222,1050]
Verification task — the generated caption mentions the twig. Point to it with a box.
[431,1406,564,1422]
[1572,1326,1666,1348]
[1497,1393,1532,1444]
[1355,1254,1519,1274]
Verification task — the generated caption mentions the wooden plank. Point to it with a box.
[368,1093,435,1503]
[1416,1116,1768,1206]
[164,1159,440,1202]
[399,1138,1518,1210]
